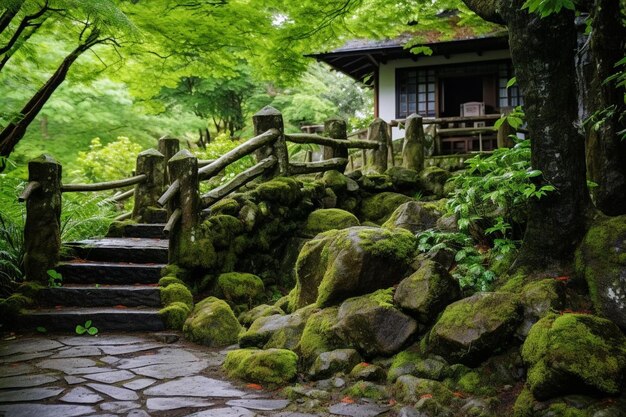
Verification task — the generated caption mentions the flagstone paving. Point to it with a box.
[0,332,394,417]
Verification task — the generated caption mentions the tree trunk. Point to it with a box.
[584,0,626,215]
[501,2,590,268]
[0,32,102,163]
[0,0,24,36]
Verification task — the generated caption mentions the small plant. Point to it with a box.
[36,326,47,333]
[47,270,62,288]
[75,320,98,336]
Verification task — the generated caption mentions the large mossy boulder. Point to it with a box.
[291,226,418,310]
[238,304,284,327]
[385,166,420,190]
[238,305,316,350]
[394,260,461,324]
[521,313,626,400]
[183,297,242,347]
[576,214,626,330]
[212,272,265,307]
[518,279,564,337]
[254,177,302,206]
[223,348,298,386]
[333,289,418,358]
[308,348,362,380]
[428,292,522,365]
[382,200,446,234]
[358,192,414,224]
[388,348,449,383]
[302,209,360,238]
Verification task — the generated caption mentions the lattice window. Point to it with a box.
[397,69,436,118]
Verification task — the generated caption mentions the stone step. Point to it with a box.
[56,261,164,285]
[63,238,169,264]
[20,307,165,332]
[36,285,161,308]
[108,223,167,239]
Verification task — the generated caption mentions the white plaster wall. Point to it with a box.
[378,49,511,139]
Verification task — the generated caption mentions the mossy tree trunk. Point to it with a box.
[584,0,626,215]
[463,0,591,268]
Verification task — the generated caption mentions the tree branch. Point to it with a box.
[0,0,24,36]
[0,0,49,55]
[461,0,505,24]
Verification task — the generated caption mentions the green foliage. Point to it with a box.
[60,193,118,243]
[75,319,99,336]
[47,269,62,288]
[194,132,255,188]
[522,0,575,17]
[417,230,496,291]
[74,137,143,183]
[448,138,553,241]
[0,175,25,296]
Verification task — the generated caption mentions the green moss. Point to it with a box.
[512,387,535,417]
[522,313,626,398]
[159,301,191,330]
[359,192,413,224]
[296,307,340,365]
[106,219,137,238]
[201,215,244,249]
[176,230,216,270]
[209,198,240,216]
[158,276,185,287]
[546,403,588,417]
[434,292,520,330]
[356,227,417,263]
[183,297,242,347]
[238,304,285,327]
[214,272,265,307]
[255,177,302,206]
[344,381,388,401]
[223,348,298,386]
[322,170,348,192]
[367,288,394,309]
[17,282,45,299]
[160,283,193,309]
[160,264,187,279]
[498,272,527,292]
[303,209,360,237]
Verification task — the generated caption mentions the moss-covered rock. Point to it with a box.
[239,305,316,350]
[322,170,349,193]
[518,279,565,337]
[428,292,522,365]
[302,209,360,237]
[309,348,362,380]
[183,297,242,347]
[350,363,386,382]
[393,375,454,404]
[223,348,298,386]
[333,289,418,358]
[419,166,452,198]
[394,260,461,324]
[359,192,413,224]
[158,275,186,287]
[209,198,241,216]
[160,283,194,309]
[213,272,265,307]
[159,301,191,330]
[575,214,626,330]
[291,226,418,310]
[382,200,445,234]
[238,304,284,327]
[296,306,342,366]
[521,313,626,400]
[255,177,302,206]
[387,348,449,383]
[344,381,389,401]
[385,166,420,191]
[105,219,137,238]
[201,215,244,249]
[358,174,394,192]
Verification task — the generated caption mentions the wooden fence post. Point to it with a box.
[167,149,199,265]
[323,117,348,172]
[23,154,61,283]
[252,106,288,176]
[402,113,425,171]
[364,118,389,174]
[132,149,165,222]
[158,136,180,184]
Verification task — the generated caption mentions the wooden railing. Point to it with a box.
[20,105,503,280]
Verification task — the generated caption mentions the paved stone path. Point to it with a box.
[0,333,393,417]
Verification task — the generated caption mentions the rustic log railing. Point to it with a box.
[20,104,515,281]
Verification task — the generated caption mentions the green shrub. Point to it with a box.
[0,176,25,297]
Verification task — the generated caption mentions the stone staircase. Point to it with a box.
[21,224,169,332]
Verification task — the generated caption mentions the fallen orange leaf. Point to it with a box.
[420,394,433,400]
[341,396,355,404]
[246,383,263,390]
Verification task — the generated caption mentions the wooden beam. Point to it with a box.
[61,174,147,193]
[289,158,349,175]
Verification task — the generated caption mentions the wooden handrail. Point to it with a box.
[390,114,502,127]
[286,133,379,149]
[61,174,147,192]
[104,188,134,204]
[158,179,179,207]
[198,128,279,180]
[114,211,132,221]
[289,158,349,175]
[163,208,182,236]
[198,159,216,168]
[438,126,497,136]
[201,156,277,208]
[18,181,41,202]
